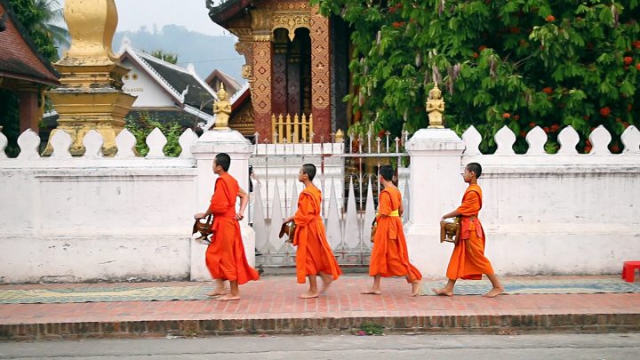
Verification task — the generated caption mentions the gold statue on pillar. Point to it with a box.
[45,0,135,156]
[213,83,231,130]
[426,84,445,129]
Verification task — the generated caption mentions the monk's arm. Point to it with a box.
[236,187,249,220]
[377,191,392,217]
[441,209,461,221]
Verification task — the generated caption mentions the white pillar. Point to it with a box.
[190,129,256,281]
[404,128,466,277]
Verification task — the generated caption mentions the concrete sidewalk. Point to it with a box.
[1,275,639,340]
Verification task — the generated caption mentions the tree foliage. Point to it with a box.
[149,49,179,64]
[312,0,640,153]
[125,113,183,157]
[7,0,66,60]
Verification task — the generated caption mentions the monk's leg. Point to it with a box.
[300,275,320,299]
[483,273,504,298]
[408,277,421,297]
[218,280,240,301]
[362,275,382,295]
[207,279,227,297]
[319,272,333,294]
[432,279,455,296]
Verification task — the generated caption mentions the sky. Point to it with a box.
[58,0,228,36]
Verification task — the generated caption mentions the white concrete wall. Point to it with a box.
[0,129,198,283]
[1,124,639,282]
[121,58,176,108]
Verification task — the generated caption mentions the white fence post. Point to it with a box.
[404,128,466,277]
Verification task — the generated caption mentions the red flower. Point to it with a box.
[584,145,592,153]
[623,122,630,128]
[543,127,550,133]
[600,107,611,117]
[514,115,520,120]
[473,52,479,58]
[550,124,560,132]
[529,122,536,128]
[542,87,553,95]
[634,40,640,49]
[519,130,527,138]
[478,45,487,51]
[610,143,620,153]
[636,63,640,71]
[624,56,633,65]
[502,113,511,119]
[546,15,555,22]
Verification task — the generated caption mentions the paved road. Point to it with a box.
[1,333,639,359]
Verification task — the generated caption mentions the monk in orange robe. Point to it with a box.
[363,165,422,296]
[283,163,342,299]
[432,162,504,298]
[194,153,259,301]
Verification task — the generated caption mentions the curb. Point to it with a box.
[2,313,639,340]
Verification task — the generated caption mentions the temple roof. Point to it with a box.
[206,0,252,26]
[0,0,60,86]
[205,69,242,95]
[118,40,218,112]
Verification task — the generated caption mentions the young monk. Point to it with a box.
[363,165,422,297]
[194,153,260,301]
[432,162,504,298]
[283,163,342,299]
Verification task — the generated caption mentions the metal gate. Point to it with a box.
[248,131,410,273]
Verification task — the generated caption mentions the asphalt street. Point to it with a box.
[1,333,639,359]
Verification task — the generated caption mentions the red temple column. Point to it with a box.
[252,39,273,142]
[310,7,331,142]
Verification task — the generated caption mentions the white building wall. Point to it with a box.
[121,58,176,108]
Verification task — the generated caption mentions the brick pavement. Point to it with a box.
[1,275,639,340]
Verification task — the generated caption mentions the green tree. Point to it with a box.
[125,112,183,157]
[149,49,179,64]
[7,0,67,60]
[313,0,640,153]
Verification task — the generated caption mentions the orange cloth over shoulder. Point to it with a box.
[369,187,422,282]
[205,173,259,285]
[293,185,342,284]
[445,184,495,281]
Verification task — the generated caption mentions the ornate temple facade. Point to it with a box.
[207,0,351,143]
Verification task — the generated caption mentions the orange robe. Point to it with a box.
[369,187,422,282]
[293,185,343,284]
[446,184,495,280]
[205,173,260,285]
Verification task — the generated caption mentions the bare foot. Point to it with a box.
[361,288,381,295]
[482,286,504,298]
[299,291,319,299]
[319,274,333,294]
[410,281,421,297]
[206,290,227,297]
[431,287,453,297]
[217,294,241,301]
